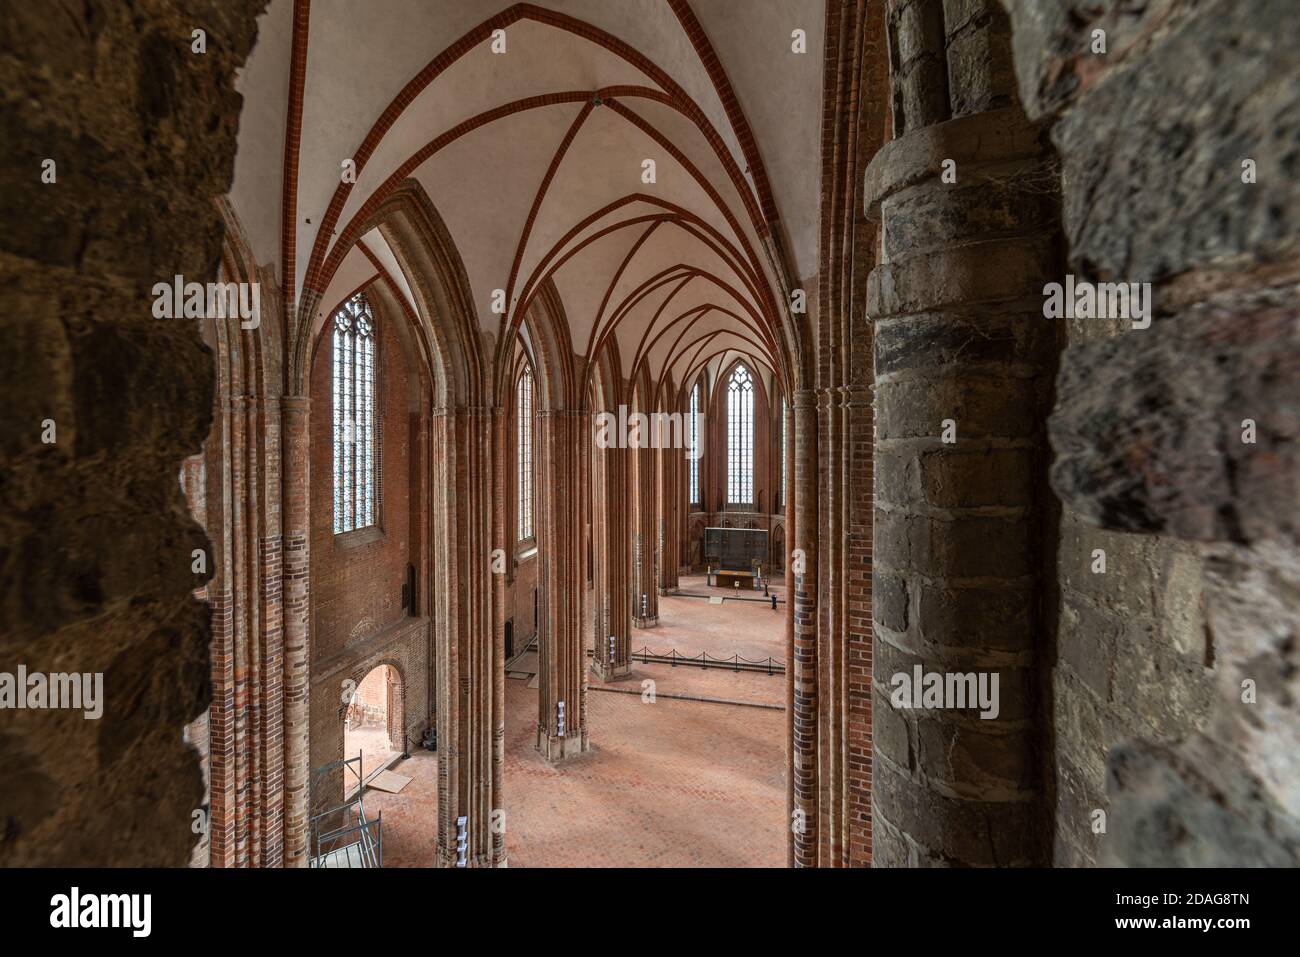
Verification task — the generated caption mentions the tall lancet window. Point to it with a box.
[781,396,788,509]
[689,382,702,507]
[333,292,379,534]
[517,365,535,541]
[726,363,754,506]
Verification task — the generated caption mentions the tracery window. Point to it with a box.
[517,365,535,541]
[332,292,378,534]
[689,382,702,507]
[726,364,754,506]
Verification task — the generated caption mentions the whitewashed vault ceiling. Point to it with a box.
[229,0,824,394]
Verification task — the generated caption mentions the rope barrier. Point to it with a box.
[629,646,785,674]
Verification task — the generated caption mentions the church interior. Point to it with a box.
[1,0,1296,872]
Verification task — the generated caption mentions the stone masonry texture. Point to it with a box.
[0,0,266,865]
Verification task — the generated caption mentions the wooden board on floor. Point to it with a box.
[367,769,411,794]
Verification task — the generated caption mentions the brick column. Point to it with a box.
[207,396,238,867]
[631,438,659,628]
[592,434,632,680]
[814,0,890,867]
[865,0,1056,866]
[657,443,682,595]
[432,408,499,866]
[791,388,820,866]
[490,406,507,865]
[784,398,797,868]
[535,411,590,759]
[280,396,311,867]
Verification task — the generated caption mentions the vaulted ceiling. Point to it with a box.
[229,0,824,400]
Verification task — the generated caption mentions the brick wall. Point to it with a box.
[307,298,430,785]
[508,550,539,655]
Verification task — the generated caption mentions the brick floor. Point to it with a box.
[590,660,784,708]
[621,575,787,664]
[365,577,787,867]
[343,725,397,778]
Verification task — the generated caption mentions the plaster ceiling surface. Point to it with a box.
[690,0,825,280]
[359,230,419,317]
[316,242,378,323]
[228,0,295,269]
[229,0,823,397]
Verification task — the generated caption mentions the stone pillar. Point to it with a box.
[592,435,632,680]
[280,396,312,867]
[791,389,820,866]
[535,411,590,759]
[866,0,1057,866]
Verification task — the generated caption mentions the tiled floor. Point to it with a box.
[363,576,788,867]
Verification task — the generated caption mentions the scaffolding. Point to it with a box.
[308,754,383,868]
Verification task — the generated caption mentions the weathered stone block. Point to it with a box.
[918,580,1035,651]
[876,373,1039,440]
[1057,511,1158,618]
[1102,738,1300,866]
[1058,592,1118,701]
[1050,293,1298,546]
[1109,633,1214,741]
[916,716,1036,795]
[873,571,911,632]
[874,635,1037,722]
[889,0,951,134]
[1053,754,1105,866]
[1053,665,1113,785]
[875,447,921,507]
[873,683,915,769]
[882,169,1058,259]
[868,235,1059,316]
[944,4,1017,118]
[874,310,1057,377]
[1046,0,1298,280]
[920,446,1034,507]
[873,757,1043,865]
[999,0,1182,121]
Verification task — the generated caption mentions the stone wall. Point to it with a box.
[1001,0,1300,866]
[0,0,265,865]
[868,0,1058,866]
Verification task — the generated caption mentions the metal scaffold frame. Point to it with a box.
[308,754,383,868]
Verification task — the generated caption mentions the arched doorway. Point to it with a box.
[344,664,404,777]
